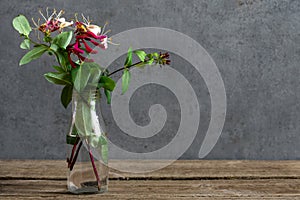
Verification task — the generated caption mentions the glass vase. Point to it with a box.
[66,92,109,194]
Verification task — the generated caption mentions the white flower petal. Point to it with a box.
[58,17,65,23]
[86,24,101,35]
[60,21,73,28]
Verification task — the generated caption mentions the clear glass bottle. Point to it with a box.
[66,92,108,194]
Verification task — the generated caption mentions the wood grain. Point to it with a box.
[1,160,299,179]
[0,160,299,199]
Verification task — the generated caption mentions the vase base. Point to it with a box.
[68,181,108,194]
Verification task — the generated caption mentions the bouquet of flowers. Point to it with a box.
[12,8,170,194]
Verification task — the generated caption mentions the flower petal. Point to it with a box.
[86,24,101,36]
[73,42,84,54]
[82,40,98,54]
[60,21,73,28]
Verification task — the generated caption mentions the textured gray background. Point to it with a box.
[0,0,299,159]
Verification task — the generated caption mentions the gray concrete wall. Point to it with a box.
[0,0,299,159]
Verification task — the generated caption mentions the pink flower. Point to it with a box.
[66,21,109,68]
[32,9,73,34]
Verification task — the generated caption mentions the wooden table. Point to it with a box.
[0,160,299,199]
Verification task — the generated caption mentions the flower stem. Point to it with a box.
[107,60,144,77]
[88,149,101,190]
[67,137,80,168]
[69,140,82,171]
[26,36,40,46]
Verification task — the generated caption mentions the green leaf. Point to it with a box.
[101,142,108,164]
[147,53,153,59]
[99,135,107,145]
[56,50,70,71]
[12,15,32,36]
[53,65,65,73]
[74,62,91,92]
[71,126,79,136]
[53,31,73,49]
[90,136,100,148]
[61,84,73,108]
[71,67,79,83]
[44,72,72,85]
[73,62,102,92]
[134,50,147,62]
[122,69,131,94]
[43,35,52,43]
[124,47,132,67]
[104,89,111,104]
[88,63,102,84]
[99,76,116,91]
[145,58,154,65]
[20,39,30,49]
[50,43,59,52]
[152,52,159,58]
[75,101,93,137]
[66,135,77,145]
[89,134,107,147]
[19,45,48,66]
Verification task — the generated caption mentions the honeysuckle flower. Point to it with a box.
[58,18,74,29]
[80,14,101,35]
[86,24,101,36]
[13,11,171,193]
[158,52,171,65]
[73,42,84,54]
[99,36,108,50]
[32,8,73,34]
[75,22,87,34]
[66,19,110,68]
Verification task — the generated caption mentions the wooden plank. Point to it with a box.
[0,160,299,199]
[1,160,299,180]
[0,179,299,199]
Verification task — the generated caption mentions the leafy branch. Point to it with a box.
[12,13,170,188]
